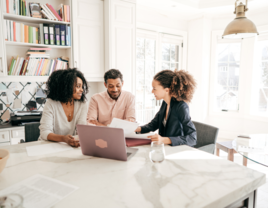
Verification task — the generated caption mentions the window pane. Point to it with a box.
[162,62,169,70]
[215,43,241,111]
[171,63,178,71]
[136,37,156,124]
[137,47,145,59]
[261,62,268,88]
[258,89,268,112]
[162,44,170,61]
[170,45,179,62]
[261,44,268,61]
[229,43,241,62]
[218,44,229,62]
[137,38,144,48]
[145,61,155,86]
[255,40,268,113]
[218,43,240,63]
[136,60,145,86]
[145,39,155,60]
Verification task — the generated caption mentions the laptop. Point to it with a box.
[76,124,138,161]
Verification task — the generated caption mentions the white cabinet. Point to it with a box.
[0,131,10,143]
[72,0,105,81]
[0,127,25,146]
[104,0,136,92]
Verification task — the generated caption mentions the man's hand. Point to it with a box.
[63,135,80,147]
[147,134,171,144]
[89,120,106,127]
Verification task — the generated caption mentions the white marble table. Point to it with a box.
[0,141,266,208]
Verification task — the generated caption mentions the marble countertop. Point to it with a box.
[0,141,266,208]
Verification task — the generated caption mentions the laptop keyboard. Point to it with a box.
[127,152,132,157]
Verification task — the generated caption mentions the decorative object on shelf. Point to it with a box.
[222,0,259,39]
[29,2,42,18]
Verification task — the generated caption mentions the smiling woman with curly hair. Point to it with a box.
[135,69,197,147]
[39,68,88,147]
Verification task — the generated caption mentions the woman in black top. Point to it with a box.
[135,69,197,146]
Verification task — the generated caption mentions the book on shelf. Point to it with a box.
[4,20,71,46]
[4,0,30,17]
[4,1,70,22]
[8,48,69,76]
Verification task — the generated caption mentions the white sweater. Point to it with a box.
[39,99,87,140]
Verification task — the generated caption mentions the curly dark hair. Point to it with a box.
[154,69,197,103]
[46,68,88,103]
[104,69,123,83]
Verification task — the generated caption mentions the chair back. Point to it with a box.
[193,121,219,150]
[24,122,40,142]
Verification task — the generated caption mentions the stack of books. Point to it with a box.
[4,20,71,46]
[3,1,71,22]
[8,48,69,76]
[41,3,70,22]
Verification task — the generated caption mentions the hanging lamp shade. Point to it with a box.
[222,1,259,39]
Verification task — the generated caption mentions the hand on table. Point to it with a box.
[89,120,106,127]
[135,127,141,133]
[147,134,171,144]
[63,135,80,147]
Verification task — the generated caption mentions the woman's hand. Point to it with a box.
[135,127,141,133]
[147,134,171,144]
[63,135,80,147]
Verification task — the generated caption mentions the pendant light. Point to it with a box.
[222,0,259,39]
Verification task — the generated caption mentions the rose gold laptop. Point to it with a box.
[76,124,138,161]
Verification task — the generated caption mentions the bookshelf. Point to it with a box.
[3,13,71,25]
[6,41,71,49]
[0,0,73,82]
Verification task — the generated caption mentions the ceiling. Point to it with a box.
[137,0,268,20]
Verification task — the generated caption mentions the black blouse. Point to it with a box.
[140,99,197,146]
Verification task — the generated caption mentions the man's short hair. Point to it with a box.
[104,69,123,83]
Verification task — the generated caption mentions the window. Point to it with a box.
[162,44,180,70]
[255,40,268,114]
[135,31,183,124]
[215,42,241,111]
[136,37,157,124]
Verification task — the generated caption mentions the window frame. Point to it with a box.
[250,34,268,117]
[209,26,268,122]
[135,29,184,124]
[209,31,243,117]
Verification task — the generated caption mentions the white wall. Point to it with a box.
[137,6,188,31]
[187,17,212,122]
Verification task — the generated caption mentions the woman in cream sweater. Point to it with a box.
[39,68,88,147]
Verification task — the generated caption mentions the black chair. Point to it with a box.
[24,122,40,142]
[193,121,219,154]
